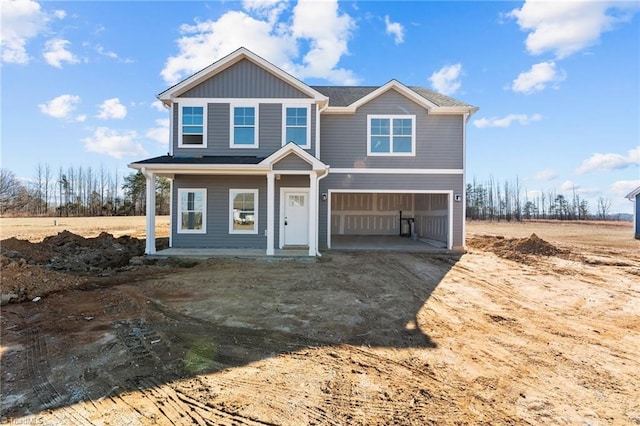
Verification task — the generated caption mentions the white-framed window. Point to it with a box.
[177,188,206,234]
[230,104,258,148]
[283,106,310,148]
[229,189,258,234]
[367,115,416,156]
[178,102,207,148]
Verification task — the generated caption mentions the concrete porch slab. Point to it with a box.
[330,235,450,252]
[150,247,313,261]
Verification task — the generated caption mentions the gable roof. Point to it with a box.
[312,84,472,108]
[313,80,478,116]
[626,185,640,200]
[260,142,328,171]
[157,47,328,104]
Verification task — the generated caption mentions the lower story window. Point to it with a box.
[178,188,206,233]
[229,189,258,234]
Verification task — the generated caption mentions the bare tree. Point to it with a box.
[597,197,612,220]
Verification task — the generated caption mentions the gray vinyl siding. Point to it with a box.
[172,175,267,249]
[319,89,463,169]
[181,59,310,99]
[273,154,312,171]
[318,173,464,248]
[173,103,316,157]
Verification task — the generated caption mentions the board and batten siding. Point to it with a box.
[319,173,464,248]
[180,59,310,99]
[172,103,317,157]
[319,89,463,169]
[171,175,267,249]
[273,154,312,171]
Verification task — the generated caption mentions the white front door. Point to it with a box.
[282,190,309,246]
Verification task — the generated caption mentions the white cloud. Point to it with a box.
[97,98,127,120]
[611,180,640,197]
[1,0,48,63]
[429,63,462,95]
[43,38,79,68]
[534,169,558,181]
[576,147,640,174]
[151,100,166,112]
[83,127,147,159]
[473,113,542,128]
[508,1,639,59]
[53,9,66,19]
[512,61,565,94]
[146,118,170,145]
[560,180,600,197]
[38,94,81,120]
[95,44,133,63]
[384,15,405,44]
[560,180,578,192]
[161,0,357,85]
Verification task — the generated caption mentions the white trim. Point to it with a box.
[177,100,207,148]
[266,172,275,255]
[330,168,463,175]
[177,188,207,234]
[626,186,640,200]
[169,177,173,248]
[326,189,453,250]
[282,105,311,149]
[260,142,328,171]
[142,169,156,255]
[169,105,174,156]
[355,80,437,111]
[230,103,259,148]
[279,187,310,249]
[228,189,259,235]
[462,112,468,248]
[170,97,315,105]
[367,115,416,156]
[308,171,318,256]
[157,48,329,103]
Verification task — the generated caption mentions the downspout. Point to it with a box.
[315,167,330,257]
[315,101,329,159]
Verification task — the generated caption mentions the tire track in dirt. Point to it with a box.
[26,329,94,426]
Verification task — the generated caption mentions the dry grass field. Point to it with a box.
[0,215,170,241]
[1,217,638,425]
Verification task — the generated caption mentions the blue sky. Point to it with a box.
[1,0,639,213]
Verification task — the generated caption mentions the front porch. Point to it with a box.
[131,143,330,257]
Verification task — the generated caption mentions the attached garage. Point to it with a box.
[328,190,452,250]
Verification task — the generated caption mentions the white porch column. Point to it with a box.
[308,171,318,256]
[266,172,275,255]
[144,170,156,255]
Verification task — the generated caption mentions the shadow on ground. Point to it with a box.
[1,251,459,421]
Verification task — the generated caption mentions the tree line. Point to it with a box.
[466,176,614,222]
[0,164,169,217]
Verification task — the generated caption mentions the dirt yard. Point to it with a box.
[1,217,639,425]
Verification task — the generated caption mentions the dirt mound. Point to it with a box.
[467,233,565,262]
[1,230,145,271]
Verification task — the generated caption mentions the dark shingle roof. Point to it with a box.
[132,155,265,165]
[311,85,473,108]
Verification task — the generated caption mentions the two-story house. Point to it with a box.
[129,47,478,256]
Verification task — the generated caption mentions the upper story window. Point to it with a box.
[283,106,310,148]
[367,115,416,156]
[231,105,258,148]
[179,104,207,148]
